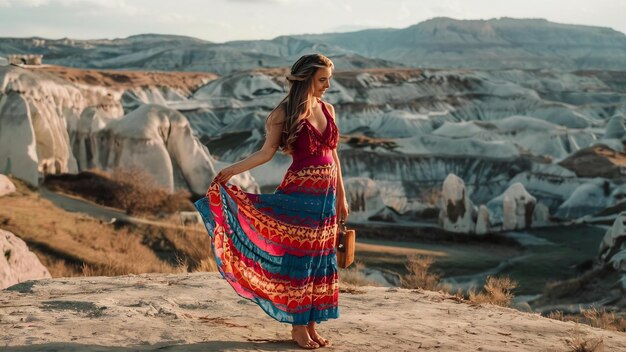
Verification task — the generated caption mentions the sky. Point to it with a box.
[0,0,625,43]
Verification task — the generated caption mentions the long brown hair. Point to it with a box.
[266,53,334,155]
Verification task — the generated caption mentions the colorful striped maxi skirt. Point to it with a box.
[193,162,340,325]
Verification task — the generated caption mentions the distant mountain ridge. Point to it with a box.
[1,17,626,72]
[295,17,626,70]
[0,33,395,74]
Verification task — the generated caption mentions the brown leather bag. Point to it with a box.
[335,220,355,268]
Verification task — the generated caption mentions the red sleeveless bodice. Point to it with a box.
[288,99,339,171]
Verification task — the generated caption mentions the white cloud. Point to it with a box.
[228,0,297,4]
[397,1,410,21]
[0,0,625,42]
[3,0,50,7]
[65,0,145,16]
[0,0,144,15]
[156,13,197,24]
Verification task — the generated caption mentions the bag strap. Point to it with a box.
[337,219,347,252]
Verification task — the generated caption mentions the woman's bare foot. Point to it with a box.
[307,321,331,347]
[291,325,320,349]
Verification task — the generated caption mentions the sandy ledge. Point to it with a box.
[1,272,625,351]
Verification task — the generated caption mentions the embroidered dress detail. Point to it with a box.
[194,98,340,324]
[301,101,338,156]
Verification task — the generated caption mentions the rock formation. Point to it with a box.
[604,114,626,140]
[475,205,491,235]
[0,65,261,195]
[555,180,613,219]
[0,229,51,290]
[0,92,40,185]
[3,61,626,221]
[559,145,626,179]
[94,104,257,195]
[0,174,16,197]
[486,183,537,231]
[598,212,626,295]
[439,174,476,233]
[343,177,387,222]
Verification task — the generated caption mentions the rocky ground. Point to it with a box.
[1,272,625,351]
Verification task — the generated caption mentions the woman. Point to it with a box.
[194,53,349,349]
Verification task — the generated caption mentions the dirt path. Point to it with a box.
[39,187,192,231]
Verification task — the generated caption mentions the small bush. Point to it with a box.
[542,268,602,300]
[400,254,442,291]
[44,167,194,215]
[468,275,518,307]
[565,324,604,352]
[547,308,626,333]
[581,307,626,332]
[338,261,379,288]
[547,310,565,321]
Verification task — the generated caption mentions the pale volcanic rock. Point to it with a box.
[0,66,122,184]
[3,61,626,221]
[95,104,257,195]
[555,180,612,219]
[396,134,519,158]
[35,66,626,219]
[532,202,551,226]
[599,212,626,267]
[0,174,16,197]
[2,272,626,351]
[475,205,491,235]
[431,115,597,161]
[69,102,125,171]
[439,174,476,233]
[0,229,51,290]
[193,70,286,109]
[604,114,626,140]
[343,177,386,222]
[507,164,582,212]
[486,183,537,231]
[0,66,93,177]
[0,65,216,191]
[0,92,39,185]
[598,212,626,290]
[121,85,190,112]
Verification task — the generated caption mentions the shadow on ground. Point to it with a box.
[1,339,299,352]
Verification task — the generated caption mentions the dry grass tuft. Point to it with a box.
[159,223,217,273]
[547,310,565,321]
[467,275,518,307]
[33,252,82,277]
[400,254,442,291]
[338,261,378,294]
[581,307,622,331]
[565,324,604,352]
[77,227,175,276]
[547,308,626,333]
